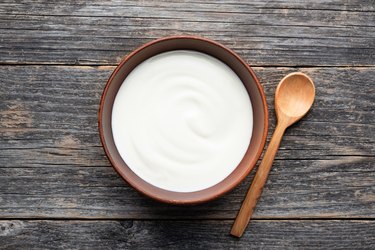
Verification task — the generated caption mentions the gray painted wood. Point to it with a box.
[0,1,374,66]
[0,220,374,249]
[1,66,374,219]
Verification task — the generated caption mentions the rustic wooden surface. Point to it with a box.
[0,1,374,249]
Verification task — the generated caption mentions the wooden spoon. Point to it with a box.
[231,72,315,237]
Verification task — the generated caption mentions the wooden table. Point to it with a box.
[1,1,374,249]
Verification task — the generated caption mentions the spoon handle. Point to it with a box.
[231,123,286,237]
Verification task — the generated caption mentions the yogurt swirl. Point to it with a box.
[112,50,253,192]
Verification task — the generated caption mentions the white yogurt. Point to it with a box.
[112,50,253,192]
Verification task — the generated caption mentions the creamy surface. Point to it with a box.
[112,50,253,192]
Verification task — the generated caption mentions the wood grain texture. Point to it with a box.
[1,1,375,247]
[0,220,374,249]
[2,66,373,157]
[0,1,374,66]
[0,157,373,219]
[1,66,374,219]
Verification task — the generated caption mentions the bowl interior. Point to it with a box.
[99,36,268,204]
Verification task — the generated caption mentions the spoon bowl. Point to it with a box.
[276,73,315,126]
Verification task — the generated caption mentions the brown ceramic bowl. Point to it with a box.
[98,36,268,204]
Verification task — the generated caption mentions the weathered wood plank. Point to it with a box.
[1,0,374,14]
[0,220,374,249]
[1,66,373,166]
[0,1,374,66]
[0,156,373,219]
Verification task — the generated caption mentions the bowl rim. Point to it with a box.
[98,35,269,204]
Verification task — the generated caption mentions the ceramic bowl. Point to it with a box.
[98,36,268,204]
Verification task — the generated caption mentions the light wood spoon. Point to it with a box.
[231,72,315,237]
